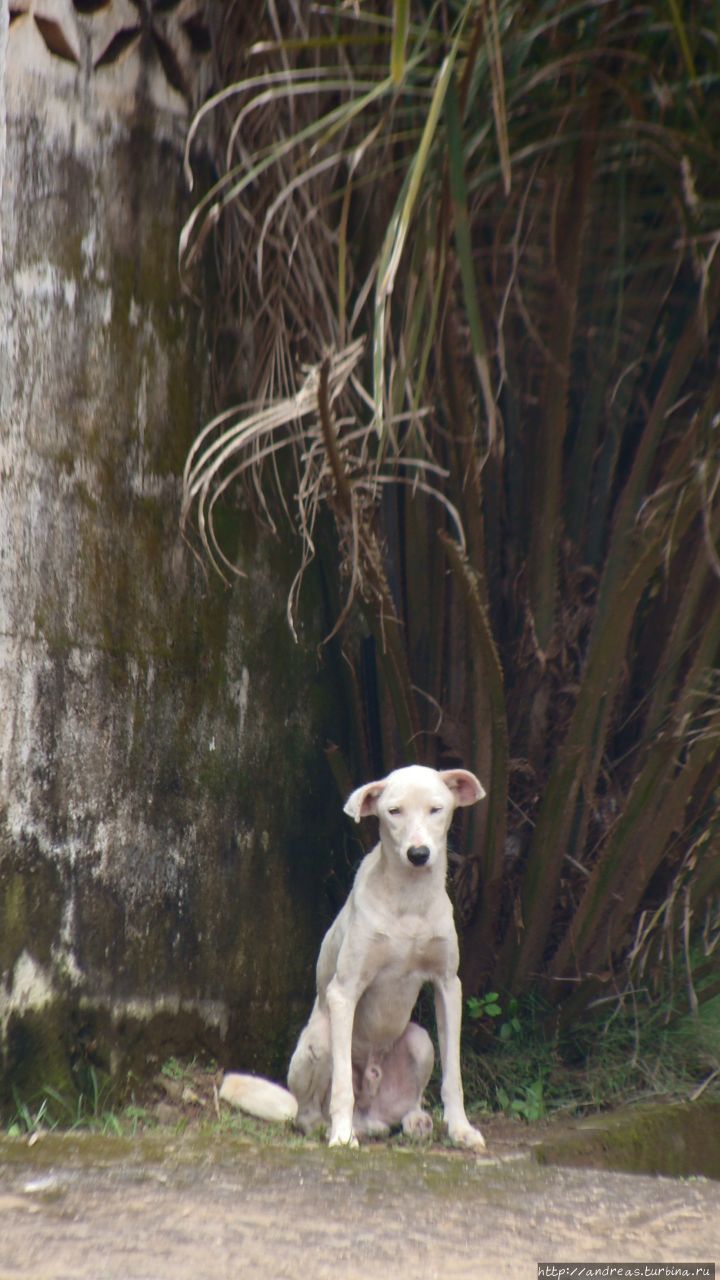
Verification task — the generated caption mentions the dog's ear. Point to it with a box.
[344,780,386,822]
[439,769,486,807]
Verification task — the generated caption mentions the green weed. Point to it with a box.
[160,1056,193,1082]
[497,1079,546,1123]
[460,987,720,1121]
[7,1089,55,1138]
[5,1067,127,1137]
[466,993,522,1042]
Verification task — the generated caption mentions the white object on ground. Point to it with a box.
[219,1073,298,1123]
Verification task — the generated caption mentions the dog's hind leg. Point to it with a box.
[287,1000,331,1134]
[397,1023,434,1139]
[355,1023,435,1138]
[352,1060,390,1137]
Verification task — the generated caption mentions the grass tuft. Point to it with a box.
[459,991,720,1123]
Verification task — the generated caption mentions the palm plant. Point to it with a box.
[181,0,720,1024]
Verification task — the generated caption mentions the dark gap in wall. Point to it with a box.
[152,30,188,96]
[34,16,80,63]
[94,27,141,68]
[182,12,211,54]
[72,0,111,14]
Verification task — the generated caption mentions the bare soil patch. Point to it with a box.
[1,1073,719,1280]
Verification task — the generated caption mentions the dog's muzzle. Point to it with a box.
[407,844,431,867]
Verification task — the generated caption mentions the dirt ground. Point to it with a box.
[1,1073,719,1280]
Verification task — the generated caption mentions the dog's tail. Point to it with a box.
[219,1073,298,1123]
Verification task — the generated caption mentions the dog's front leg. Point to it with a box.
[326,977,359,1148]
[434,975,485,1150]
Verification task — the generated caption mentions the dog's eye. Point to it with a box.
[430,805,443,815]
[388,806,402,816]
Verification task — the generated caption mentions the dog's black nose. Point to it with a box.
[407,845,430,867]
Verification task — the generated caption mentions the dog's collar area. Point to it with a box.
[406,845,431,867]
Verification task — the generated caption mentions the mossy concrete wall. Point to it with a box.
[0,3,342,1105]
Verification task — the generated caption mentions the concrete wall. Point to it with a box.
[0,0,341,1104]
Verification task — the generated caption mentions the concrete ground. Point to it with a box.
[0,1119,718,1280]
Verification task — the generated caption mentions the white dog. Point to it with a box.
[221,764,486,1150]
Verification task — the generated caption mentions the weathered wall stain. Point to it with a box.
[0,0,343,1104]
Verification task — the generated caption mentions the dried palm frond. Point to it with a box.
[181,335,466,639]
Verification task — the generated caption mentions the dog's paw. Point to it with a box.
[447,1122,486,1151]
[295,1113,327,1138]
[401,1108,434,1142]
[328,1122,359,1149]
